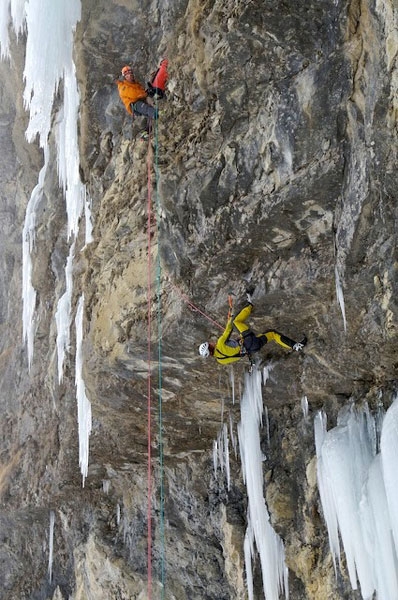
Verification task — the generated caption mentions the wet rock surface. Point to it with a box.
[0,0,397,598]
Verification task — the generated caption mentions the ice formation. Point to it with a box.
[55,61,85,240]
[315,398,398,599]
[22,147,49,369]
[0,0,25,59]
[0,1,86,368]
[48,510,55,582]
[239,369,288,600]
[213,423,231,491]
[0,0,93,485]
[75,295,92,485]
[55,241,75,383]
[301,395,309,420]
[335,264,347,333]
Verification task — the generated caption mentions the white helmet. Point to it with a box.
[199,342,210,358]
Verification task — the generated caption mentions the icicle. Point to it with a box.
[314,403,398,599]
[218,429,224,473]
[116,503,121,526]
[248,369,264,426]
[238,370,288,600]
[213,440,218,474]
[262,363,272,384]
[213,423,232,490]
[10,0,26,37]
[102,480,110,494]
[381,396,398,551]
[301,395,309,419]
[75,295,92,486]
[360,454,398,600]
[314,410,341,574]
[223,423,231,491]
[244,522,255,600]
[55,240,75,383]
[23,0,81,148]
[22,146,49,369]
[318,405,375,593]
[13,0,85,372]
[0,1,10,59]
[0,0,25,59]
[335,265,347,333]
[56,62,85,239]
[229,412,237,458]
[48,510,55,583]
[220,394,225,425]
[375,394,385,451]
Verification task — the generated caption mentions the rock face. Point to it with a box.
[0,0,397,598]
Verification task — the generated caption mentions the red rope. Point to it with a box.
[167,282,225,330]
[146,129,153,599]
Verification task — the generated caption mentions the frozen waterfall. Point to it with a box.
[0,0,85,364]
[213,365,288,599]
[315,398,398,599]
[0,1,92,481]
[238,369,289,600]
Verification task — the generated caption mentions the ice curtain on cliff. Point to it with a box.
[0,0,92,483]
[216,365,398,600]
[316,398,398,600]
[214,365,289,599]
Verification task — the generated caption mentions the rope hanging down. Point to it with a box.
[145,93,231,597]
[154,97,166,598]
[146,105,166,600]
[146,119,153,600]
[165,281,225,331]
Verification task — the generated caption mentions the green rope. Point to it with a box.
[154,95,166,597]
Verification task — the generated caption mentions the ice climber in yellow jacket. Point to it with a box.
[198,289,307,366]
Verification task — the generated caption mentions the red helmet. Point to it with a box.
[121,65,132,76]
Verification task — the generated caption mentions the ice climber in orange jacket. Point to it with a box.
[116,59,168,135]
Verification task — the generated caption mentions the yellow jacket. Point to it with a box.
[116,79,147,114]
[214,318,243,364]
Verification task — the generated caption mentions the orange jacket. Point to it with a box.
[116,79,147,114]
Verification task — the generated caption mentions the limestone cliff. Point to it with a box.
[0,0,397,599]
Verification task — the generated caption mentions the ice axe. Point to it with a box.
[227,293,234,319]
